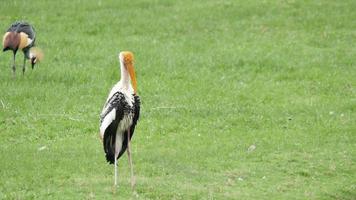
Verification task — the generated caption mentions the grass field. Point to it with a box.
[0,0,355,199]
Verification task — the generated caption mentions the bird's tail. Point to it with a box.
[103,129,116,164]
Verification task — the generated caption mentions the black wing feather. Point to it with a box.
[117,95,141,160]
[101,92,125,164]
[7,21,36,56]
[101,93,141,164]
[7,21,36,40]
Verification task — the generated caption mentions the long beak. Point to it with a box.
[127,63,137,95]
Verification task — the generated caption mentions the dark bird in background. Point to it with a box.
[2,21,42,76]
[100,51,140,188]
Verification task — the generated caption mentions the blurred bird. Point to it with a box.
[2,21,42,76]
[99,51,140,188]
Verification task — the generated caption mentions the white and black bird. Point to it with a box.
[99,51,140,188]
[2,21,41,76]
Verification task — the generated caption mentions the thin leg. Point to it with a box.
[127,128,135,189]
[22,55,26,75]
[114,156,118,186]
[12,51,16,77]
[114,148,119,187]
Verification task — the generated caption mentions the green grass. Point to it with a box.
[0,0,355,199]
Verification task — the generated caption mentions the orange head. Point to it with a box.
[119,51,137,94]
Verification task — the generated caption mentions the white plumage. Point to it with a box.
[99,51,140,188]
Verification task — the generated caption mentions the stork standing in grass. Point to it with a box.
[2,21,42,76]
[99,51,140,188]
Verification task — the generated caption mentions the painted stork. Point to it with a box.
[99,51,140,188]
[2,21,40,76]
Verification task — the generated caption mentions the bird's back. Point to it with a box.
[100,91,140,164]
[7,21,36,40]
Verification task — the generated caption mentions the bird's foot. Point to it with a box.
[111,184,117,194]
[131,176,136,189]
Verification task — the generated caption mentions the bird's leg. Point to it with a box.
[114,157,118,186]
[22,54,26,75]
[114,146,119,187]
[127,128,135,189]
[12,51,16,77]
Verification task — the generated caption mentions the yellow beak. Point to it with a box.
[127,63,137,95]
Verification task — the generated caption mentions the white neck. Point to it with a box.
[105,53,134,104]
[119,55,132,93]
